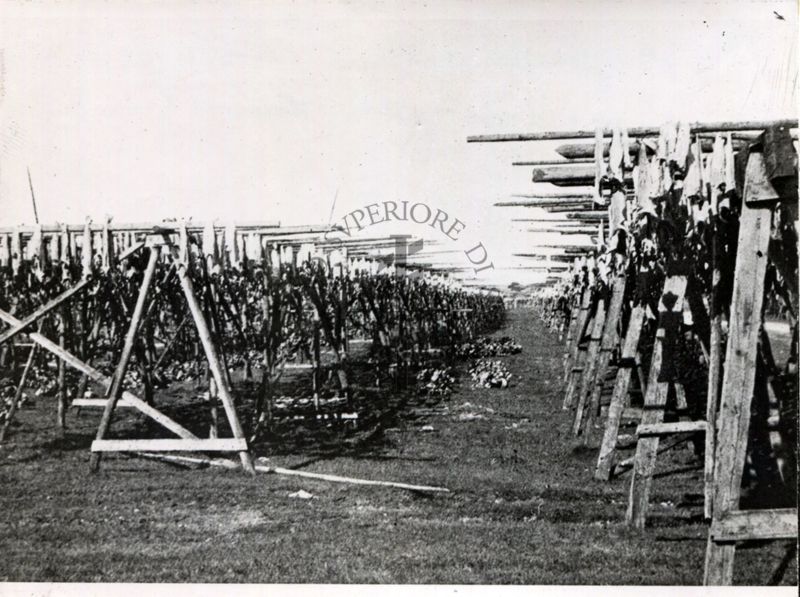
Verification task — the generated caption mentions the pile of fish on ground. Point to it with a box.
[416,366,457,396]
[456,336,522,358]
[468,359,514,389]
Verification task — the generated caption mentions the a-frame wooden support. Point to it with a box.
[703,151,798,584]
[0,230,255,475]
[625,275,690,529]
[571,292,607,434]
[575,274,626,442]
[562,294,580,381]
[89,232,255,474]
[563,288,593,409]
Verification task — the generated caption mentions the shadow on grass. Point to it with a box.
[40,432,95,452]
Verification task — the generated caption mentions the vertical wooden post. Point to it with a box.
[626,275,687,529]
[583,275,627,445]
[705,209,724,519]
[594,304,645,480]
[89,245,160,472]
[57,308,67,430]
[312,317,321,411]
[704,153,775,585]
[340,259,349,358]
[207,376,219,439]
[81,221,93,280]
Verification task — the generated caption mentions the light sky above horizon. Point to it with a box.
[0,0,797,285]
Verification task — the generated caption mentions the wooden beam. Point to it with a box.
[72,398,136,408]
[556,138,749,160]
[495,199,594,208]
[710,509,798,542]
[512,191,594,199]
[90,246,162,472]
[170,239,256,475]
[637,421,707,436]
[567,211,609,220]
[92,439,248,452]
[533,165,595,183]
[0,278,91,346]
[0,220,281,236]
[466,119,797,143]
[704,152,777,585]
[513,158,594,166]
[133,453,451,493]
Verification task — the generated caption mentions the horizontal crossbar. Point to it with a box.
[72,399,136,408]
[91,439,248,453]
[710,508,798,542]
[637,421,707,436]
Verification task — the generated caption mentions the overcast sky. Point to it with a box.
[0,0,796,285]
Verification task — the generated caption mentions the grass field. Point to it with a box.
[0,309,796,584]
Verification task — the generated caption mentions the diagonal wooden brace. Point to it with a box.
[0,279,91,346]
[0,308,197,441]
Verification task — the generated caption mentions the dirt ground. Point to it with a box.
[0,308,796,584]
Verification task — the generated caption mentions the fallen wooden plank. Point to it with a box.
[637,421,707,436]
[710,509,798,542]
[92,439,248,452]
[133,453,451,493]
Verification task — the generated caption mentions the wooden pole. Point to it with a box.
[467,119,797,143]
[0,279,91,346]
[26,167,40,224]
[705,200,723,520]
[0,322,43,444]
[513,158,594,166]
[555,138,748,160]
[512,192,594,199]
[704,153,777,585]
[133,453,450,493]
[495,199,594,208]
[57,308,67,430]
[171,241,256,475]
